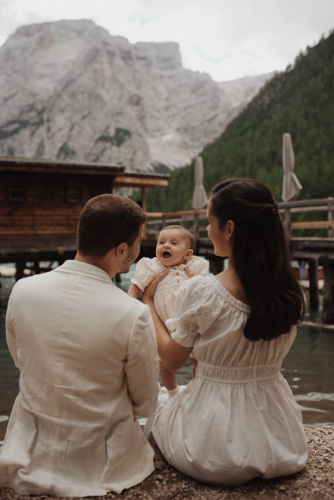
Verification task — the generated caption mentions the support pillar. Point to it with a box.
[284,207,291,239]
[34,261,40,275]
[15,261,25,281]
[193,213,200,253]
[209,257,224,275]
[141,188,147,239]
[328,197,334,238]
[308,259,319,312]
[141,188,147,213]
[322,257,334,324]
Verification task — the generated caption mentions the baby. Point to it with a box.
[128,225,209,390]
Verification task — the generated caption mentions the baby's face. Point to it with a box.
[156,229,192,267]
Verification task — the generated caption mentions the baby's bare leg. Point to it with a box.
[159,361,177,391]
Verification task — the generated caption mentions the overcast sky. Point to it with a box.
[0,0,333,82]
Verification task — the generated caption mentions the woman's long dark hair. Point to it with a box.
[210,178,304,341]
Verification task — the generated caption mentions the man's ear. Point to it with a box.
[184,249,193,261]
[115,242,128,260]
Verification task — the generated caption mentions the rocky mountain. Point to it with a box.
[0,20,274,172]
[146,29,334,212]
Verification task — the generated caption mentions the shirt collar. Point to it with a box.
[54,260,113,284]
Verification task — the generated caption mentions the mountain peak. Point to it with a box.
[0,20,273,171]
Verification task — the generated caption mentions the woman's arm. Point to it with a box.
[142,271,193,373]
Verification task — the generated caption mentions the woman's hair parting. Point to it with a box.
[210,178,304,341]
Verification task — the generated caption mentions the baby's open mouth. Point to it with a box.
[162,251,171,258]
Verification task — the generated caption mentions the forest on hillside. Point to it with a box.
[145,30,334,214]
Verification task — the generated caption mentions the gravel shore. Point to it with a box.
[0,427,333,500]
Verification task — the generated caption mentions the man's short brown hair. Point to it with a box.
[159,225,195,249]
[77,194,146,259]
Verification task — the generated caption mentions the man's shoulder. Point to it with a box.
[102,281,149,316]
[123,293,149,314]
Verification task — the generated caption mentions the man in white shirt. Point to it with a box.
[0,194,160,497]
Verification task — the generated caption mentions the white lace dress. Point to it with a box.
[131,256,209,332]
[147,274,308,486]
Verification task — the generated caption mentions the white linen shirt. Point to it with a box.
[0,261,160,497]
[131,256,209,331]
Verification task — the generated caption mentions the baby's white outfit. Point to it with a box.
[131,256,209,332]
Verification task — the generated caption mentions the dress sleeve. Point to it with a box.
[192,256,209,276]
[167,276,221,348]
[130,258,159,292]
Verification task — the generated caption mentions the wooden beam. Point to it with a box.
[146,209,207,218]
[323,257,334,323]
[308,259,319,311]
[145,212,164,218]
[278,197,334,208]
[291,221,334,229]
[0,230,77,236]
[141,188,147,212]
[113,175,169,188]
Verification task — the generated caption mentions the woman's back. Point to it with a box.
[144,177,307,486]
[151,276,308,486]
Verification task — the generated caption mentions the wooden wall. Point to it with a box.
[0,171,112,241]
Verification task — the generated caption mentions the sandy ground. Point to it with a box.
[0,427,333,500]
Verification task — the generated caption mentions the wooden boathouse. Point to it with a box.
[0,156,169,278]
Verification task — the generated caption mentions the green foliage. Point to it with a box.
[147,30,334,212]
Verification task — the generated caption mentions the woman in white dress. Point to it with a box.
[143,178,308,486]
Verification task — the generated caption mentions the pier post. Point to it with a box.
[193,213,199,252]
[15,261,25,281]
[209,258,224,275]
[328,197,334,238]
[322,257,334,324]
[284,207,291,239]
[308,259,319,312]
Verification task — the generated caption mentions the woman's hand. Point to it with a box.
[184,267,194,279]
[142,270,168,305]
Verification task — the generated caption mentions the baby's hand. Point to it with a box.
[184,267,194,279]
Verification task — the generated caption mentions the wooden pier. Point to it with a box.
[1,159,334,326]
[140,197,334,324]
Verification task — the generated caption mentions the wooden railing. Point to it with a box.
[278,197,334,237]
[145,209,207,240]
[145,197,334,240]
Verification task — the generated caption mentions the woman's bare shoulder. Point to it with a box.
[215,268,251,306]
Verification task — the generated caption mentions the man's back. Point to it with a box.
[0,261,159,497]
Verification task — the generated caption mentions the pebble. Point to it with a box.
[154,460,165,471]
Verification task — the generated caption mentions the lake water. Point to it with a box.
[1,265,334,441]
